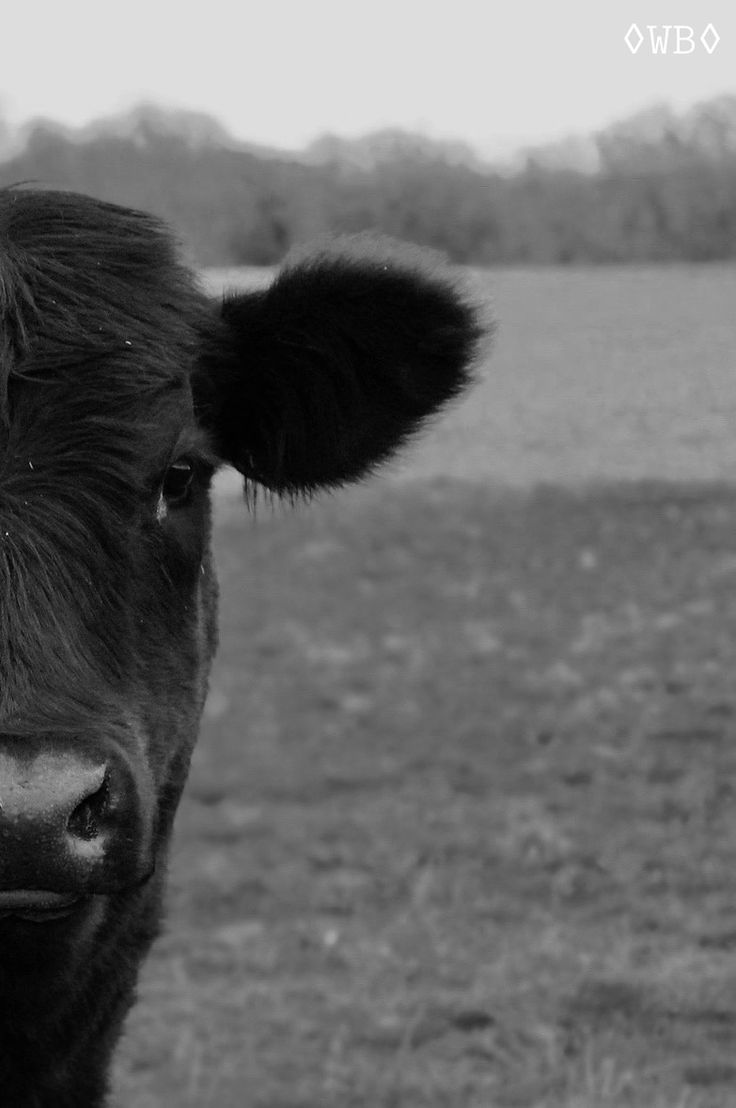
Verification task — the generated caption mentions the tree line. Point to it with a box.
[2,124,735,265]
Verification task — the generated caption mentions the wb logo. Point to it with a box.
[625,24,720,54]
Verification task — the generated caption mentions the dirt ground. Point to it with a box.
[114,478,736,1107]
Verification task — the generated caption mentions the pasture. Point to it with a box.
[115,266,736,1107]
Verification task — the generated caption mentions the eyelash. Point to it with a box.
[161,458,195,508]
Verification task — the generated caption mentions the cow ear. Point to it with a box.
[201,237,488,495]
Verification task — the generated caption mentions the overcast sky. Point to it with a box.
[3,0,735,157]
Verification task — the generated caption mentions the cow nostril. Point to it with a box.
[67,776,110,841]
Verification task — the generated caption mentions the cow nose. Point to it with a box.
[22,762,108,845]
[0,746,151,895]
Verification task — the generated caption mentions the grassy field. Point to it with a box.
[114,267,736,1106]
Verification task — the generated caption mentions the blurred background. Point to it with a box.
[5,2,736,1106]
[3,2,736,267]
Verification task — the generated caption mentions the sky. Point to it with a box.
[3,0,736,158]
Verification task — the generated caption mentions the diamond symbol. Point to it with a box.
[701,23,720,53]
[624,23,644,53]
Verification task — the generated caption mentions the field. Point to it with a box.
[115,267,736,1107]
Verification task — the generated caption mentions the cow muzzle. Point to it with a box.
[0,738,155,917]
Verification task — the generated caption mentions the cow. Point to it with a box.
[0,185,483,1106]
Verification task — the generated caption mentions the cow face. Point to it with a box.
[0,187,482,1104]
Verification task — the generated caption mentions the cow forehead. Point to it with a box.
[2,369,193,469]
[0,208,214,483]
[0,187,213,411]
[0,273,204,407]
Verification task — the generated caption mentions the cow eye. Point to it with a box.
[162,458,195,507]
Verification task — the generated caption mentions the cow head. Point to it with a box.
[0,186,483,1104]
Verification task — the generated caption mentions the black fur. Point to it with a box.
[0,186,484,1105]
[207,235,482,493]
